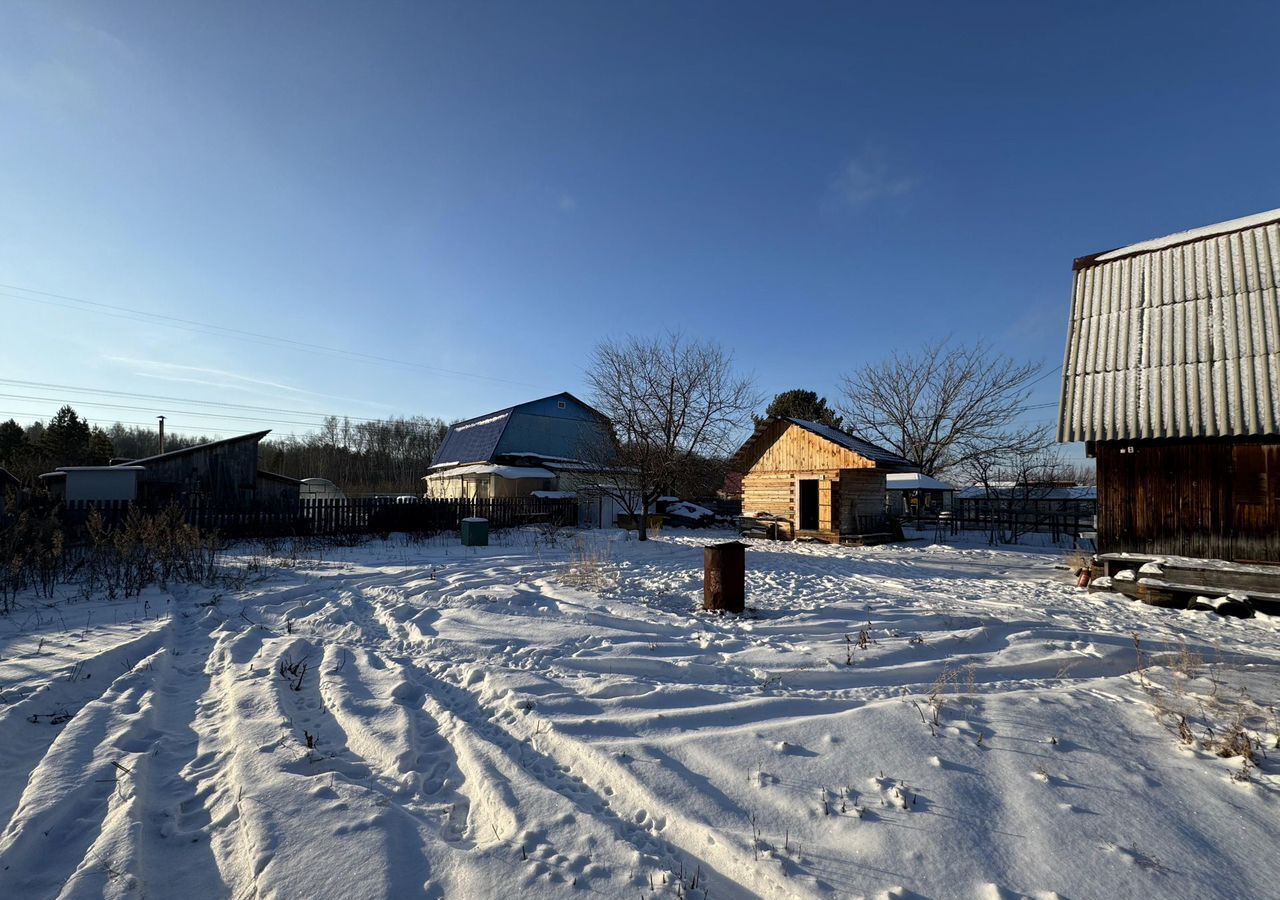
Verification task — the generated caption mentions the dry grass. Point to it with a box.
[558,536,617,591]
[1063,549,1093,574]
[1134,635,1267,769]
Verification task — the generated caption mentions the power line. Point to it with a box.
[0,377,368,418]
[0,408,307,440]
[1,283,548,389]
[0,378,450,431]
[0,392,349,430]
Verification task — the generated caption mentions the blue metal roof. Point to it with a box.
[432,392,610,466]
[432,408,513,465]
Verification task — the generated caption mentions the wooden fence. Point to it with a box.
[62,496,579,538]
[909,506,1095,545]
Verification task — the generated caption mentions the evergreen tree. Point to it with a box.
[0,418,24,466]
[756,389,844,429]
[88,428,116,465]
[41,405,92,465]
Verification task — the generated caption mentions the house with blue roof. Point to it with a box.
[731,416,916,544]
[424,393,613,500]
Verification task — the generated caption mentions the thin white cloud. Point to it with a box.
[830,150,916,209]
[107,357,394,411]
[558,193,577,212]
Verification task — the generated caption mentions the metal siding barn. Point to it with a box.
[1059,208,1280,562]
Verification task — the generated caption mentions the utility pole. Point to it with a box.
[157,415,166,454]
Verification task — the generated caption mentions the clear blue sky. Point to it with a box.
[3,1,1278,450]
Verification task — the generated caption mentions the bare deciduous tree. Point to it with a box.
[964,444,1070,544]
[837,341,1050,478]
[582,334,757,540]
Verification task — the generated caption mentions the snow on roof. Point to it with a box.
[885,473,955,491]
[1083,207,1280,266]
[49,466,145,474]
[957,484,1096,500]
[1060,210,1280,442]
[424,464,555,481]
[531,490,576,499]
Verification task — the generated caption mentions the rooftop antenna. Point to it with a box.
[157,415,166,454]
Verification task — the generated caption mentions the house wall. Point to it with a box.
[1096,438,1280,562]
[136,438,261,506]
[64,470,139,503]
[838,469,886,530]
[256,474,300,506]
[425,473,556,500]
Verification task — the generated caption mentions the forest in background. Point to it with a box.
[0,407,450,496]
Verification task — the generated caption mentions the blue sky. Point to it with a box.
[3,1,1278,451]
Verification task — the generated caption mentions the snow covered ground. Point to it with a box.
[1,528,1277,899]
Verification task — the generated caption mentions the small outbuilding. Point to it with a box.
[885,472,955,517]
[40,466,144,503]
[1059,207,1280,562]
[731,417,916,543]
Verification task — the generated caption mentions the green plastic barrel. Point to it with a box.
[460,517,489,546]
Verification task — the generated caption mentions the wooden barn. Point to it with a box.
[731,417,915,543]
[1059,207,1280,563]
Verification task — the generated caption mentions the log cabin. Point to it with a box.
[1059,207,1280,562]
[731,417,915,543]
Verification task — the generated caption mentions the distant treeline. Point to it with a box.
[0,407,450,495]
[259,415,450,495]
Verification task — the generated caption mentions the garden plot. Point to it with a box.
[0,530,1277,899]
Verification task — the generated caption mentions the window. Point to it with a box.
[557,400,566,409]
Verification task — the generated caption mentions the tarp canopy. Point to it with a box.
[885,473,954,491]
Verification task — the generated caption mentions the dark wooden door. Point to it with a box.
[798,479,819,530]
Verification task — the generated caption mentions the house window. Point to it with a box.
[557,401,566,409]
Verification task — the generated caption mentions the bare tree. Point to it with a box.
[838,341,1050,478]
[582,334,757,540]
[964,443,1070,544]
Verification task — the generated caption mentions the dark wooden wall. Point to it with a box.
[137,439,260,506]
[1096,439,1280,562]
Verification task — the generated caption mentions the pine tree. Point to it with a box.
[0,419,25,466]
[41,405,92,465]
[88,428,116,465]
[757,389,844,429]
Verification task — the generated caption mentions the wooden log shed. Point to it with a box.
[1059,207,1280,564]
[731,417,916,544]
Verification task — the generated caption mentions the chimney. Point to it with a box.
[157,415,166,454]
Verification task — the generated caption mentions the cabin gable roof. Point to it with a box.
[732,417,915,474]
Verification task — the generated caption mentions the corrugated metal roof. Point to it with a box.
[1058,213,1280,443]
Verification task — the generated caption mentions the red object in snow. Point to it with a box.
[1076,569,1092,588]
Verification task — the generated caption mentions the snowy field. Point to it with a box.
[1,528,1277,899]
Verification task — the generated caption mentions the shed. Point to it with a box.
[1058,207,1280,561]
[40,466,144,503]
[731,417,915,543]
[113,430,274,508]
[885,472,955,517]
